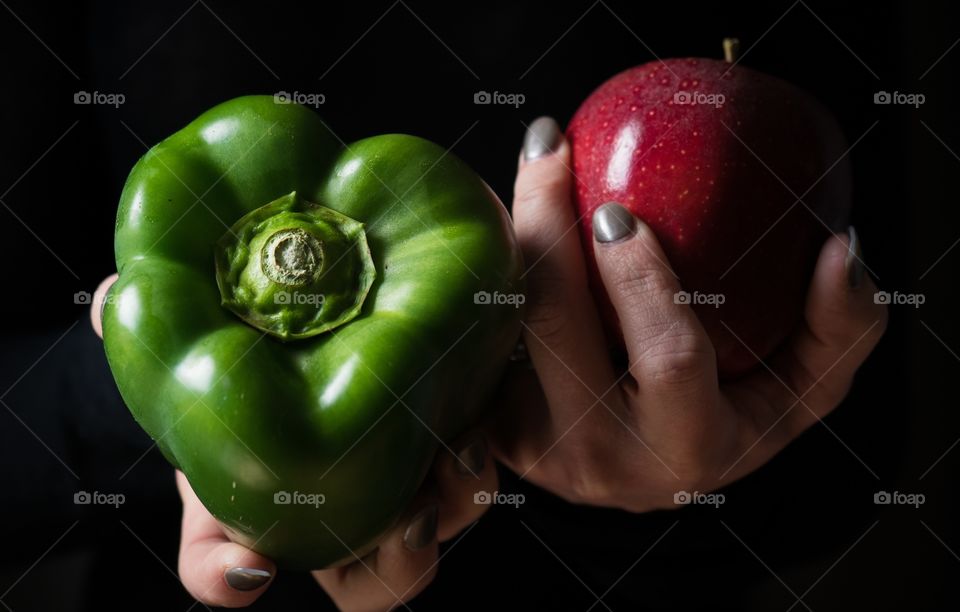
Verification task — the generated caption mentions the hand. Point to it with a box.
[91,275,496,610]
[488,117,888,512]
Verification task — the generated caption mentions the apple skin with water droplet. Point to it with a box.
[568,57,851,378]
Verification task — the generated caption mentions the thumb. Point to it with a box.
[745,228,889,436]
[90,273,118,339]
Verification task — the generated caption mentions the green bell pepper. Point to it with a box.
[102,96,524,569]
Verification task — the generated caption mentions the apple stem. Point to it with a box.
[723,38,740,63]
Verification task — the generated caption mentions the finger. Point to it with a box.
[90,273,118,339]
[513,117,616,426]
[176,471,275,607]
[312,496,439,611]
[433,431,498,542]
[485,364,551,476]
[736,227,888,438]
[591,203,719,434]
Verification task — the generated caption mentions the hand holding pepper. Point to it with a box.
[488,117,889,511]
[92,275,498,609]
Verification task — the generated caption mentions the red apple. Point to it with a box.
[568,44,851,378]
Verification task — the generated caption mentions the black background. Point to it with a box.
[0,0,956,610]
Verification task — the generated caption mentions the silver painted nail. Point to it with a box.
[846,225,864,289]
[454,436,487,478]
[593,202,636,243]
[224,567,271,591]
[523,116,561,161]
[403,504,438,551]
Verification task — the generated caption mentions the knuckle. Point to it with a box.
[609,265,675,305]
[640,330,713,387]
[523,273,573,344]
[545,442,616,506]
[817,291,890,350]
[785,346,850,412]
[513,177,568,214]
[668,449,712,490]
[563,461,613,505]
[564,436,640,506]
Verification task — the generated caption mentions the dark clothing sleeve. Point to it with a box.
[0,322,173,547]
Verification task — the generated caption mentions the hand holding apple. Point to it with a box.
[489,117,886,511]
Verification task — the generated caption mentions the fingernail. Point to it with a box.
[454,436,487,478]
[403,504,438,551]
[523,116,561,161]
[224,567,271,591]
[593,202,637,243]
[846,226,864,289]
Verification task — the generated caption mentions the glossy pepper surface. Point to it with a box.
[102,96,524,569]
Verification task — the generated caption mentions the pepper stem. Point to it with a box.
[261,228,324,287]
[215,192,376,341]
